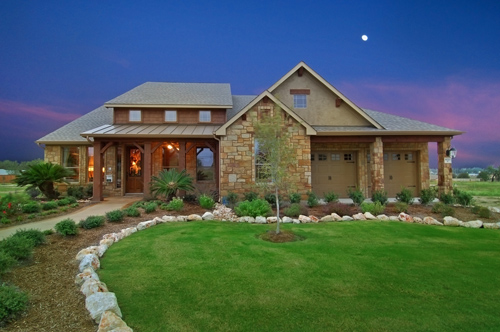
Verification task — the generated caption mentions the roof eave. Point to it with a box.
[104,103,232,109]
[315,130,464,136]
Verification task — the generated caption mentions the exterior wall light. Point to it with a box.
[446,147,457,159]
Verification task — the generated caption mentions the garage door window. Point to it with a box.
[331,153,340,161]
[344,153,354,161]
[405,153,413,161]
[318,154,327,161]
[392,153,401,161]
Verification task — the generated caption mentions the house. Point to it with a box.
[36,62,462,202]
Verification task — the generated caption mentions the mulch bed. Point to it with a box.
[1,202,497,331]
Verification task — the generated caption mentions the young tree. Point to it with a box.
[13,162,73,200]
[254,107,297,234]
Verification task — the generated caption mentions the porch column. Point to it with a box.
[437,137,453,194]
[92,141,103,202]
[144,142,152,199]
[370,137,384,195]
[179,140,186,170]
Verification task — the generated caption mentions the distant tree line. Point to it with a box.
[477,166,500,182]
[0,159,43,174]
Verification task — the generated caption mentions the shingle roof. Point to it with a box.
[104,82,233,107]
[313,108,462,135]
[226,95,256,119]
[36,106,113,144]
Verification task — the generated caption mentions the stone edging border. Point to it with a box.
[73,203,500,332]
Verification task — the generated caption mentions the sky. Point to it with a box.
[1,0,499,169]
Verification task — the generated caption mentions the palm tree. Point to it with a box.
[150,169,195,201]
[14,162,73,200]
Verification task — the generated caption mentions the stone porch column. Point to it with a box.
[92,141,103,202]
[437,137,453,194]
[143,142,152,199]
[370,137,384,195]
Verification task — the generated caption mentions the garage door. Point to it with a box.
[384,151,418,197]
[311,151,357,198]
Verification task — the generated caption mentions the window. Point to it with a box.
[344,153,353,161]
[164,110,177,122]
[116,145,122,189]
[405,153,413,161]
[310,154,315,161]
[62,147,79,182]
[162,143,179,170]
[318,154,327,161]
[255,139,269,180]
[199,110,211,122]
[129,110,141,122]
[331,153,340,161]
[392,153,401,161]
[196,148,214,181]
[293,94,307,108]
[87,147,94,182]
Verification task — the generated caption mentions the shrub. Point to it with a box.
[70,202,79,208]
[348,188,365,205]
[0,252,17,275]
[67,186,85,200]
[42,229,54,236]
[55,218,78,236]
[243,191,259,202]
[106,210,125,222]
[323,202,355,217]
[419,188,436,205]
[0,216,10,224]
[283,203,308,218]
[396,188,414,205]
[441,205,455,217]
[0,236,34,260]
[66,196,78,204]
[21,202,41,214]
[288,192,301,204]
[125,207,141,217]
[323,191,339,203]
[41,201,58,211]
[453,188,474,206]
[56,198,71,206]
[199,194,216,209]
[395,202,409,213]
[225,191,239,207]
[79,215,105,229]
[234,199,272,218]
[166,197,184,211]
[59,206,69,212]
[306,191,319,208]
[144,202,158,214]
[0,283,29,321]
[432,202,445,214]
[26,187,41,199]
[475,206,492,219]
[84,185,93,198]
[150,169,195,200]
[439,192,454,205]
[360,202,385,215]
[11,229,45,246]
[184,194,198,203]
[371,189,388,206]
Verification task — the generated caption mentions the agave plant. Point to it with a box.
[150,169,195,201]
[14,162,73,200]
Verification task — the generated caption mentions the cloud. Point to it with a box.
[0,99,81,123]
[339,77,500,167]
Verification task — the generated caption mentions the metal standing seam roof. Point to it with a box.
[81,124,220,138]
[104,82,233,107]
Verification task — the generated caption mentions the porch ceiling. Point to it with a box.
[81,124,219,138]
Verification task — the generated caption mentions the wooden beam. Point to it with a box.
[132,142,144,153]
[311,136,376,143]
[382,136,446,143]
[101,141,114,154]
[143,142,152,199]
[151,142,162,154]
[92,141,103,202]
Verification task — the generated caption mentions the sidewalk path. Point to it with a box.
[0,196,142,240]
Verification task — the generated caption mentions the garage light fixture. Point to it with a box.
[446,147,457,159]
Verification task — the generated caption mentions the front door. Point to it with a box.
[126,147,143,193]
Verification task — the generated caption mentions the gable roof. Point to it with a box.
[36,106,113,144]
[215,91,317,136]
[268,61,384,129]
[104,82,233,108]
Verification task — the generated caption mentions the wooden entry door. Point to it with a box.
[126,147,144,193]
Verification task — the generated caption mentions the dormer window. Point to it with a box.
[129,110,142,122]
[165,110,177,122]
[199,110,211,122]
[293,94,307,108]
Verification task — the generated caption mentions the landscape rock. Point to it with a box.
[398,213,413,222]
[188,214,202,221]
[423,217,443,226]
[202,212,214,220]
[75,267,99,286]
[154,216,165,224]
[239,216,255,223]
[162,215,177,222]
[176,215,188,222]
[120,227,137,238]
[353,213,366,220]
[331,213,342,221]
[255,216,267,224]
[282,216,293,223]
[464,220,483,228]
[79,254,100,272]
[76,246,100,261]
[488,207,500,213]
[413,217,423,224]
[292,219,300,224]
[267,217,278,223]
[97,310,133,332]
[364,212,377,220]
[97,244,108,257]
[102,232,124,243]
[443,216,462,227]
[483,223,500,229]
[81,278,109,297]
[342,216,354,221]
[212,203,237,221]
[389,216,399,221]
[377,214,389,220]
[320,215,333,222]
[310,215,319,223]
[299,215,311,223]
[85,292,122,323]
[137,220,156,230]
[100,238,114,247]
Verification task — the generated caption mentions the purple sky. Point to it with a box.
[1,0,499,168]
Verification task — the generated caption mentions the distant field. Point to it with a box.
[0,183,24,194]
[453,181,500,197]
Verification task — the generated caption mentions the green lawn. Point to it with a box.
[0,183,23,194]
[99,222,500,332]
[453,181,500,196]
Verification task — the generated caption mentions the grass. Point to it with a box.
[99,222,500,332]
[0,184,23,194]
[453,181,500,197]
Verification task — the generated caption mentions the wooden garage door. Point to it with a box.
[311,151,357,198]
[384,151,418,197]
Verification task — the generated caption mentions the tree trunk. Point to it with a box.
[275,187,280,234]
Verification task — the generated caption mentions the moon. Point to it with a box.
[362,35,368,41]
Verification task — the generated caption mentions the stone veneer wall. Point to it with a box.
[219,102,312,199]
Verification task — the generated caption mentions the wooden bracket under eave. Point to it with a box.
[298,67,304,77]
[336,98,342,107]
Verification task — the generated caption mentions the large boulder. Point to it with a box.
[282,216,293,223]
[202,212,214,220]
[81,278,108,297]
[188,214,202,221]
[364,212,377,220]
[267,217,278,223]
[423,217,443,226]
[443,216,462,227]
[342,216,354,221]
[137,220,157,230]
[398,213,413,222]
[162,215,177,222]
[320,215,333,222]
[464,220,483,228]
[120,227,137,238]
[79,254,100,272]
[255,216,267,224]
[299,215,311,223]
[98,310,133,332]
[377,214,389,221]
[76,246,100,261]
[100,238,114,247]
[310,215,319,223]
[483,223,500,229]
[353,213,366,220]
[239,216,255,223]
[331,213,342,221]
[75,267,99,286]
[85,292,122,323]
